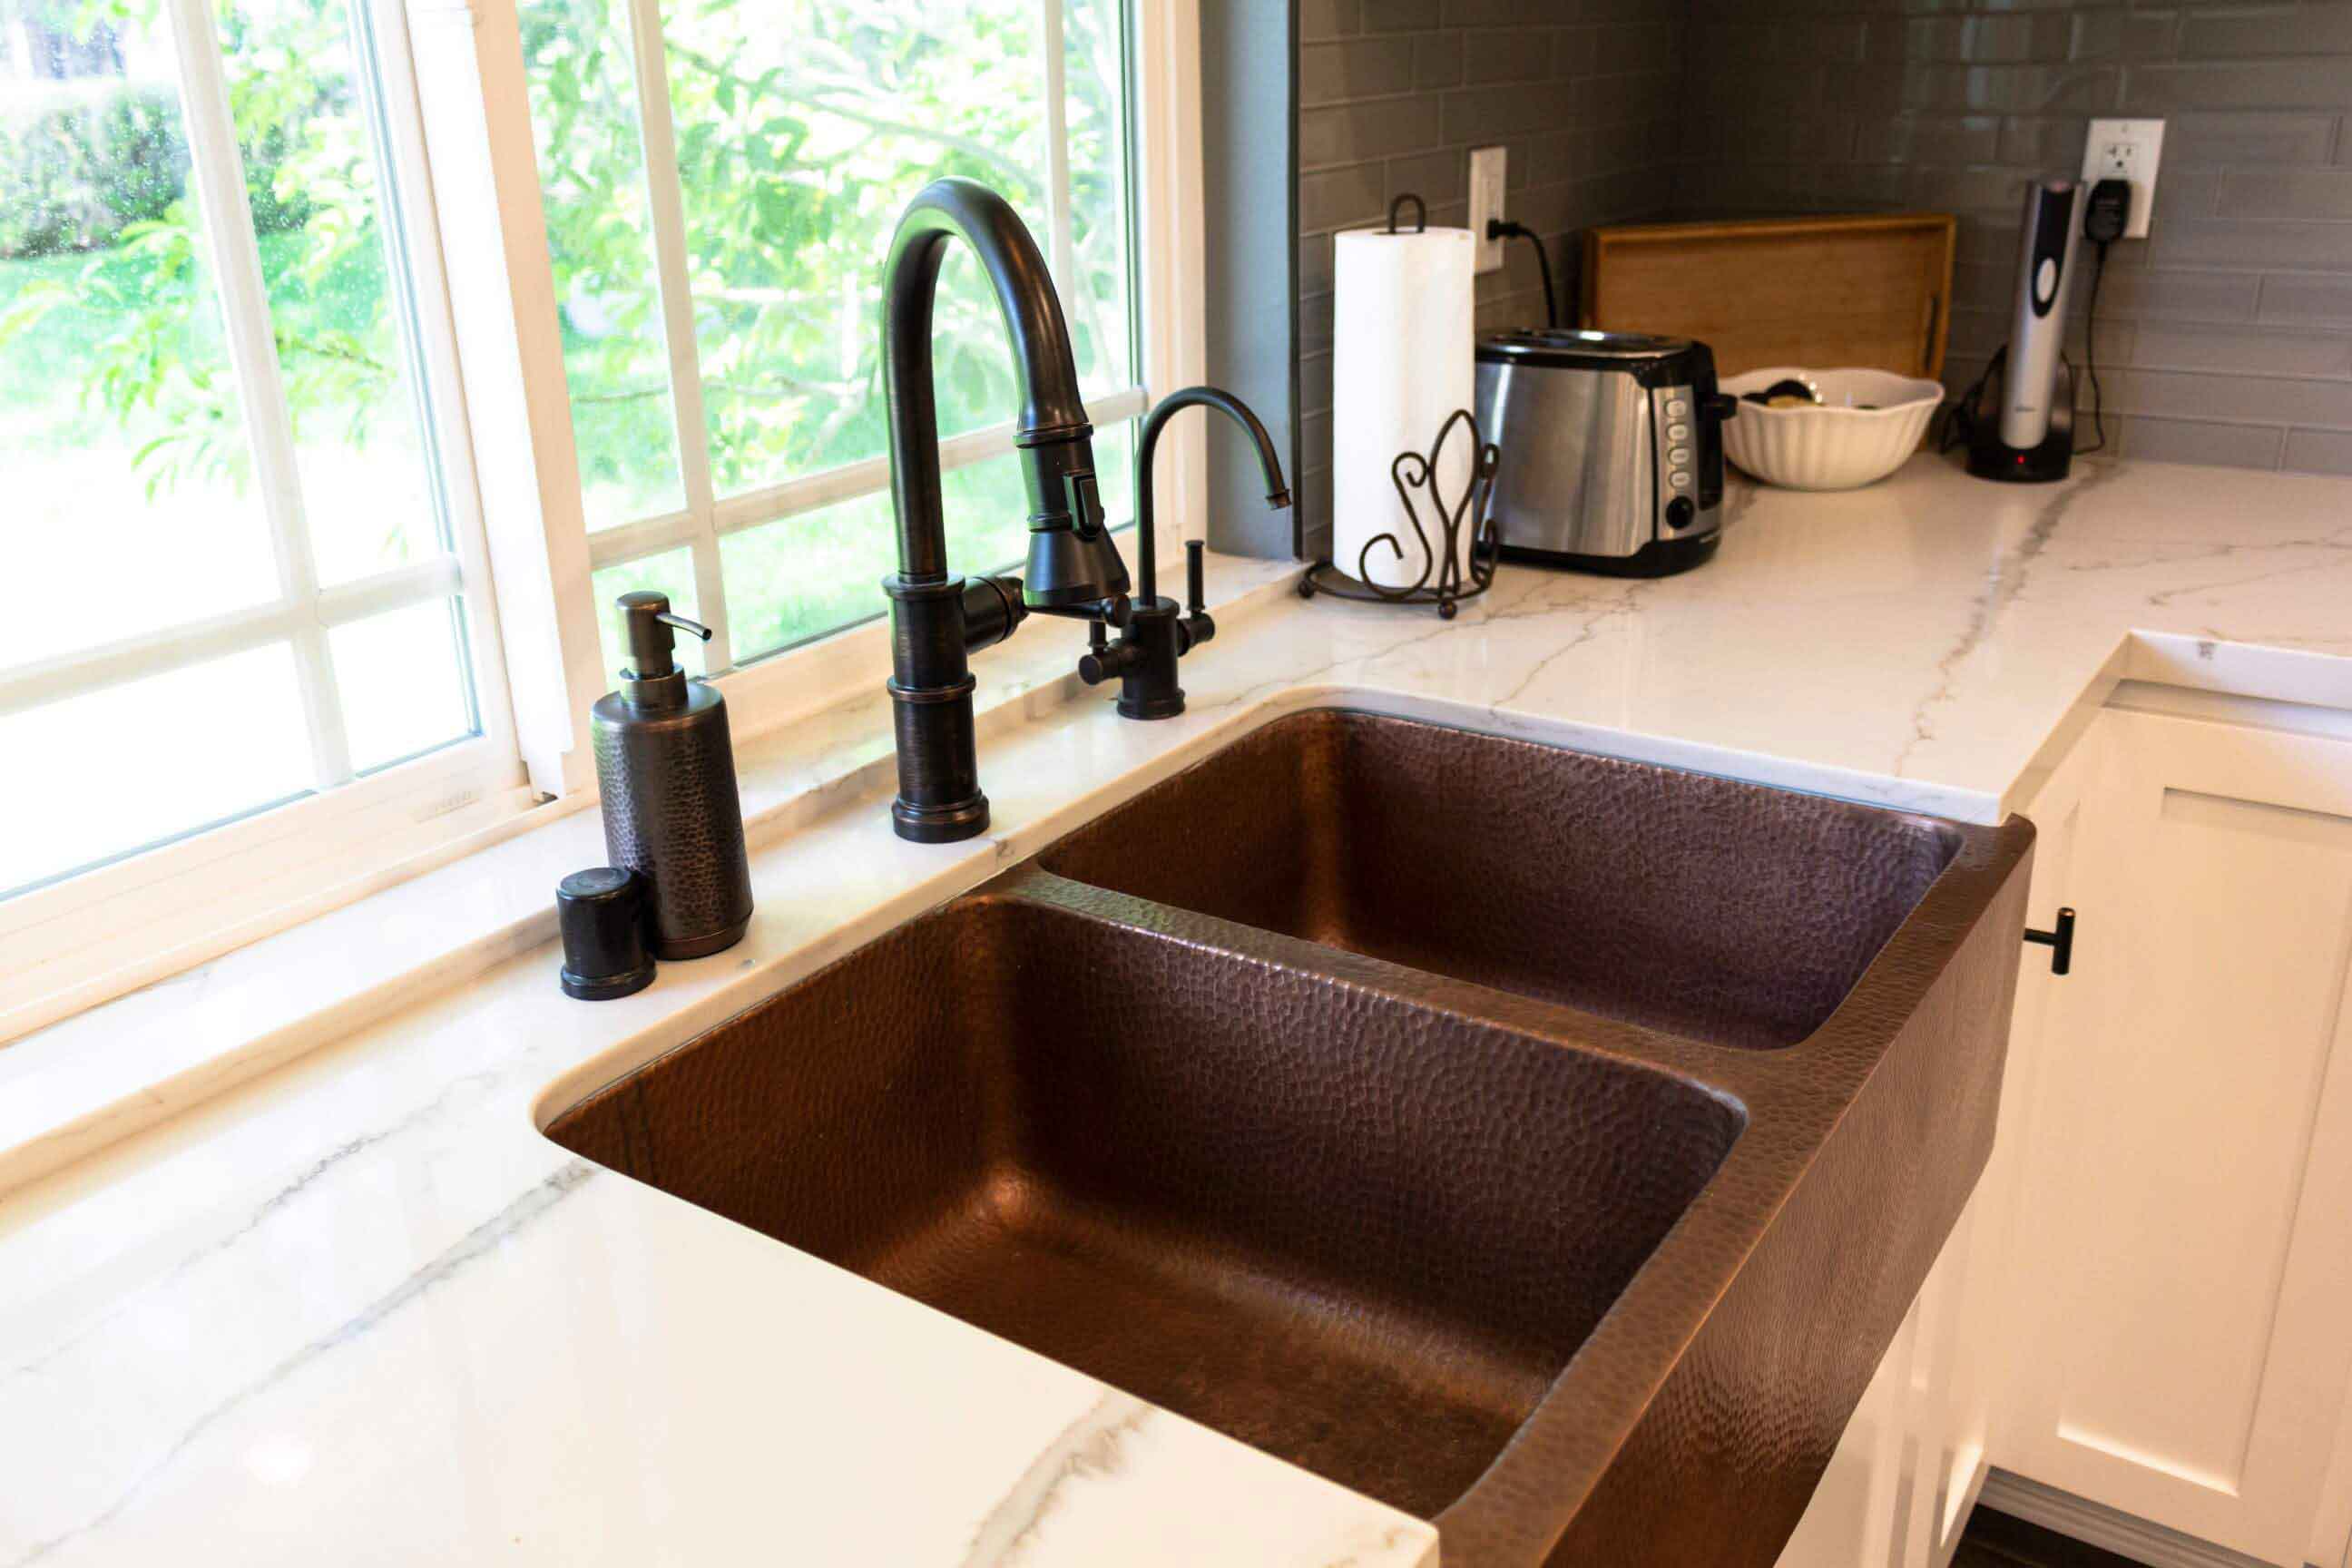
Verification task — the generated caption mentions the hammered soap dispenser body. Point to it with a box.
[591,592,753,959]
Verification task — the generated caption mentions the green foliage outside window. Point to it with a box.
[0,0,1132,519]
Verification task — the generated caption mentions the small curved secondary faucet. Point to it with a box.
[1079,387,1291,720]
[877,179,1292,838]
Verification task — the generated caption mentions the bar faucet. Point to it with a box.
[1079,387,1291,720]
[878,177,1131,843]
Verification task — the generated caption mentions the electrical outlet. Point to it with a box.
[1468,145,1506,272]
[2081,118,2164,240]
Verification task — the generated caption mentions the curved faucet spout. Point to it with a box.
[881,177,1127,606]
[1134,386,1291,605]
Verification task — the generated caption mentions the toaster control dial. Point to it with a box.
[1666,496,1697,530]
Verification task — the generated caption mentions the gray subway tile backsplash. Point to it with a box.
[1660,0,2352,477]
[1300,38,1420,103]
[2153,217,2352,274]
[1362,0,1441,35]
[1290,0,2352,509]
[1290,0,1681,557]
[1300,0,1361,45]
[2217,167,2352,221]
[2164,112,2340,166]
[2120,416,2288,471]
[2283,426,2352,475]
[2122,60,2352,113]
[2130,323,2352,379]
[2259,275,2352,327]
[2179,7,2352,62]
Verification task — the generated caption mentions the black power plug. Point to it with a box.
[2084,177,2132,245]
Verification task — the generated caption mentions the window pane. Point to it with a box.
[215,0,441,585]
[1063,0,1133,392]
[1,5,275,660]
[331,598,479,772]
[521,0,686,529]
[721,417,1139,663]
[665,0,1051,497]
[0,644,311,897]
[591,547,705,681]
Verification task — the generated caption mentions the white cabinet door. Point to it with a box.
[1999,709,2352,1567]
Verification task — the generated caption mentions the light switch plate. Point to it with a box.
[2080,118,2163,240]
[1468,145,1506,272]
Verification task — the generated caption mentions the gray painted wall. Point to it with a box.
[1681,0,2352,475]
[1201,0,1300,559]
[1291,0,1684,562]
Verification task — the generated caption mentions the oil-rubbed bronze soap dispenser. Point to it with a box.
[591,592,753,959]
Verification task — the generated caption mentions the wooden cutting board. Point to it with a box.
[1579,213,1957,380]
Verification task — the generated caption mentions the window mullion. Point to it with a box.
[358,0,524,764]
[623,0,730,671]
[1,559,463,720]
[162,0,353,790]
[1041,0,1077,292]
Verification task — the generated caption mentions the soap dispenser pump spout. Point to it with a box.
[616,590,712,708]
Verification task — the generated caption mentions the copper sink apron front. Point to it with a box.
[548,708,2035,1568]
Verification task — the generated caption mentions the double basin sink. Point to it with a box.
[547,706,2033,1566]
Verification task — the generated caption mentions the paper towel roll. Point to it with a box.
[1332,225,1475,590]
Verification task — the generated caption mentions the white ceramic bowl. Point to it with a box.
[1720,367,1944,491]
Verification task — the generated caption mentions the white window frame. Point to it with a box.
[0,0,534,1044]
[413,0,1210,769]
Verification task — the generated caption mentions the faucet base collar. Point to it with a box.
[891,795,990,843]
[1115,691,1186,721]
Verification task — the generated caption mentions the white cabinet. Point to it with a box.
[1995,706,2352,1568]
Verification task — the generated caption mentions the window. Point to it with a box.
[514,0,1147,676]
[0,0,1185,1040]
[0,0,524,1027]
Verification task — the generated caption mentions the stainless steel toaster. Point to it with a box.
[1473,329,1735,577]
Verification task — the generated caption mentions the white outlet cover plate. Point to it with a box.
[1469,145,1506,272]
[2081,118,2163,240]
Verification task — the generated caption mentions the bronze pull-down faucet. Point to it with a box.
[879,177,1131,843]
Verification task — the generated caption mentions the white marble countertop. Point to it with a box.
[5,453,2349,1567]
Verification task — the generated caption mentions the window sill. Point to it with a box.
[0,553,1304,1197]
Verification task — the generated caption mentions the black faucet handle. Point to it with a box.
[1077,624,1145,687]
[1179,540,1216,652]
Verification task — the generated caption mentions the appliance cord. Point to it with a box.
[1487,220,1558,328]
[2076,239,2111,455]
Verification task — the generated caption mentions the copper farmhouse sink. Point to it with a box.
[547,706,2034,1567]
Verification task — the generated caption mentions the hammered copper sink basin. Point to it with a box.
[547,707,2035,1568]
[1042,710,1968,1050]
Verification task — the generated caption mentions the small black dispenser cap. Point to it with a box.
[614,591,712,710]
[556,867,656,1000]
